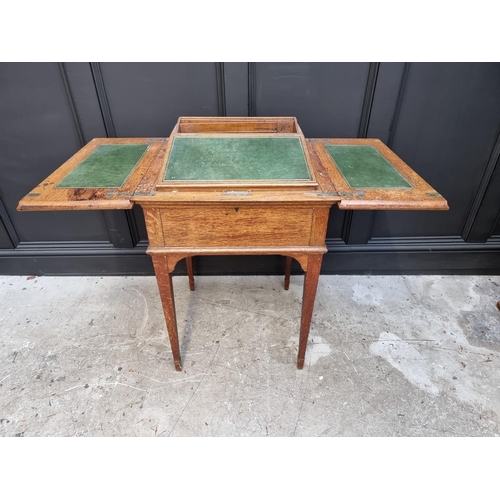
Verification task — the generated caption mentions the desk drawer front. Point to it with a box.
[160,207,313,247]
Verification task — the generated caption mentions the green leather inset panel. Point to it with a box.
[57,144,149,188]
[325,145,412,189]
[164,137,311,181]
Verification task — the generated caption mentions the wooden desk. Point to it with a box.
[18,117,448,371]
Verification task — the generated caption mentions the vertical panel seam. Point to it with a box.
[59,63,86,147]
[388,62,411,149]
[89,62,116,138]
[248,63,257,117]
[125,210,141,246]
[462,127,500,241]
[0,198,20,247]
[358,62,380,139]
[341,210,354,243]
[215,63,227,117]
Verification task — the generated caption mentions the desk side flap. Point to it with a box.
[307,138,448,210]
[17,139,167,211]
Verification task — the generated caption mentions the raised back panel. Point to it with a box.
[178,117,297,133]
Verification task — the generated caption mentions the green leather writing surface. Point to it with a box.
[325,145,412,189]
[57,144,149,188]
[164,137,311,181]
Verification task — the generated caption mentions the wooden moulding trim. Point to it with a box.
[145,246,327,256]
[155,181,318,192]
[146,246,327,272]
[178,117,297,126]
[179,122,297,133]
[179,116,298,121]
[170,132,302,138]
[136,199,338,209]
[18,199,133,211]
[339,199,449,210]
[136,191,340,206]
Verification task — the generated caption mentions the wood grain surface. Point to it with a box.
[160,206,314,247]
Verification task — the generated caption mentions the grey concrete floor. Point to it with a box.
[0,273,499,437]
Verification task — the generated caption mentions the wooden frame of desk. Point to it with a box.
[18,117,448,371]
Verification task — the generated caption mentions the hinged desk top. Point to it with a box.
[17,116,448,212]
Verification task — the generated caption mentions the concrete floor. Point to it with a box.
[0,273,499,437]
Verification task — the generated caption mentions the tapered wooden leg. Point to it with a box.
[297,254,323,369]
[186,256,195,291]
[151,255,182,371]
[284,256,292,290]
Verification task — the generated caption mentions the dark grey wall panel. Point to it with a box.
[132,204,148,242]
[255,63,370,138]
[366,63,406,143]
[1,62,499,275]
[0,63,109,242]
[326,206,344,239]
[64,63,107,142]
[99,63,219,137]
[0,216,14,249]
[224,63,249,117]
[462,134,500,242]
[0,199,18,248]
[371,63,500,239]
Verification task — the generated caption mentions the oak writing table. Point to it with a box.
[18,117,448,371]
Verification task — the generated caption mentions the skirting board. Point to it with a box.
[0,237,499,276]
